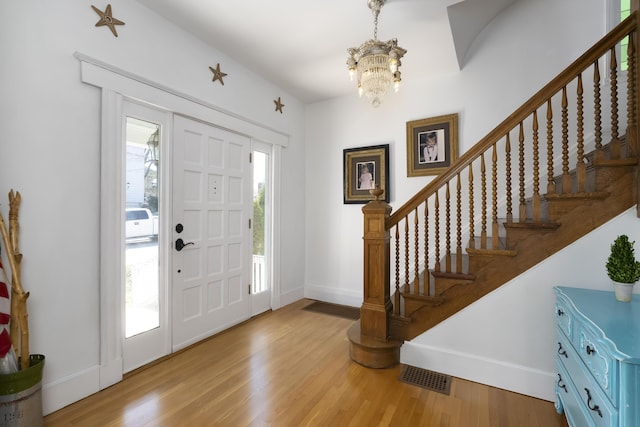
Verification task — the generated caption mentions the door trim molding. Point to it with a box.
[75,52,289,147]
[78,53,285,390]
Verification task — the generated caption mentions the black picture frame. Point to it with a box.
[406,113,459,176]
[343,144,390,204]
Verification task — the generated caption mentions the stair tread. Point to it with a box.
[430,269,475,280]
[503,220,560,230]
[592,157,638,167]
[544,191,609,200]
[400,292,445,304]
[467,236,516,256]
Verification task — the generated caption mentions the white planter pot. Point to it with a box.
[612,281,636,302]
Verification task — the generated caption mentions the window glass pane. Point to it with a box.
[252,151,267,294]
[125,117,160,338]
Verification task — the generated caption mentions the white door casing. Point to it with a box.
[83,54,286,391]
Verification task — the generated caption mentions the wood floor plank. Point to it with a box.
[44,299,569,426]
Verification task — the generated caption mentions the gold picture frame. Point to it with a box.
[406,113,459,176]
[343,144,390,204]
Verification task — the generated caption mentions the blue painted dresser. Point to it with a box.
[554,286,640,427]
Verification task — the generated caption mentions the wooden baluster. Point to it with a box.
[468,164,475,249]
[456,174,462,273]
[413,208,419,294]
[627,33,637,157]
[445,182,452,272]
[532,110,541,221]
[518,122,526,221]
[492,144,499,250]
[546,99,556,194]
[404,217,410,294]
[576,73,586,192]
[610,46,621,158]
[561,87,570,194]
[394,225,400,315]
[423,200,430,296]
[434,191,441,272]
[505,133,513,223]
[480,153,487,248]
[594,60,603,161]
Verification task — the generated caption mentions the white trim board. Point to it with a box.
[400,340,556,401]
[75,52,290,147]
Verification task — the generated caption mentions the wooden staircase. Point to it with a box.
[348,11,640,368]
[395,145,637,342]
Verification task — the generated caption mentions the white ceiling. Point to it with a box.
[137,0,518,104]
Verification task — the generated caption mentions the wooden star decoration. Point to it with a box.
[209,63,227,85]
[274,97,285,114]
[91,4,125,37]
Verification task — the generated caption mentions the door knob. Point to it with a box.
[175,238,194,251]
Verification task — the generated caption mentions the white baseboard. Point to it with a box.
[42,365,100,415]
[279,286,305,308]
[400,341,556,402]
[304,284,361,307]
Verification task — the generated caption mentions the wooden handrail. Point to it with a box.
[388,13,638,229]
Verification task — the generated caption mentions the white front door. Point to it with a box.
[172,115,252,350]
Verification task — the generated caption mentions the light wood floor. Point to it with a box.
[44,299,569,427]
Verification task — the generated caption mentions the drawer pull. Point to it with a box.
[556,374,567,393]
[586,345,596,355]
[557,342,568,358]
[584,388,603,418]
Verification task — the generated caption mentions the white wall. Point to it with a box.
[304,0,611,399]
[0,0,305,414]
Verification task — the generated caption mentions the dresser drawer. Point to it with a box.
[576,324,619,403]
[557,331,618,427]
[556,359,596,427]
[555,296,574,340]
[554,286,640,427]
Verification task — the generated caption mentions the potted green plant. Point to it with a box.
[605,234,640,302]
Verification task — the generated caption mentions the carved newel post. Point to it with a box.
[347,188,401,369]
[360,188,392,339]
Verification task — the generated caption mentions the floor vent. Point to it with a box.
[399,364,452,395]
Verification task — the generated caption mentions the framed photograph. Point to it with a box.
[343,144,389,204]
[406,113,459,176]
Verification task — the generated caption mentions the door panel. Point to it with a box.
[251,144,272,316]
[172,116,252,350]
[121,103,170,374]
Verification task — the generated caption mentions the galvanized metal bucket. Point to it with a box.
[0,355,45,427]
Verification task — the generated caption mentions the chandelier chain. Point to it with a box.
[373,10,379,40]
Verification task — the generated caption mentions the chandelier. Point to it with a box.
[347,0,407,107]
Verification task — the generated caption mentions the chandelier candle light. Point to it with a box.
[347,0,407,107]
